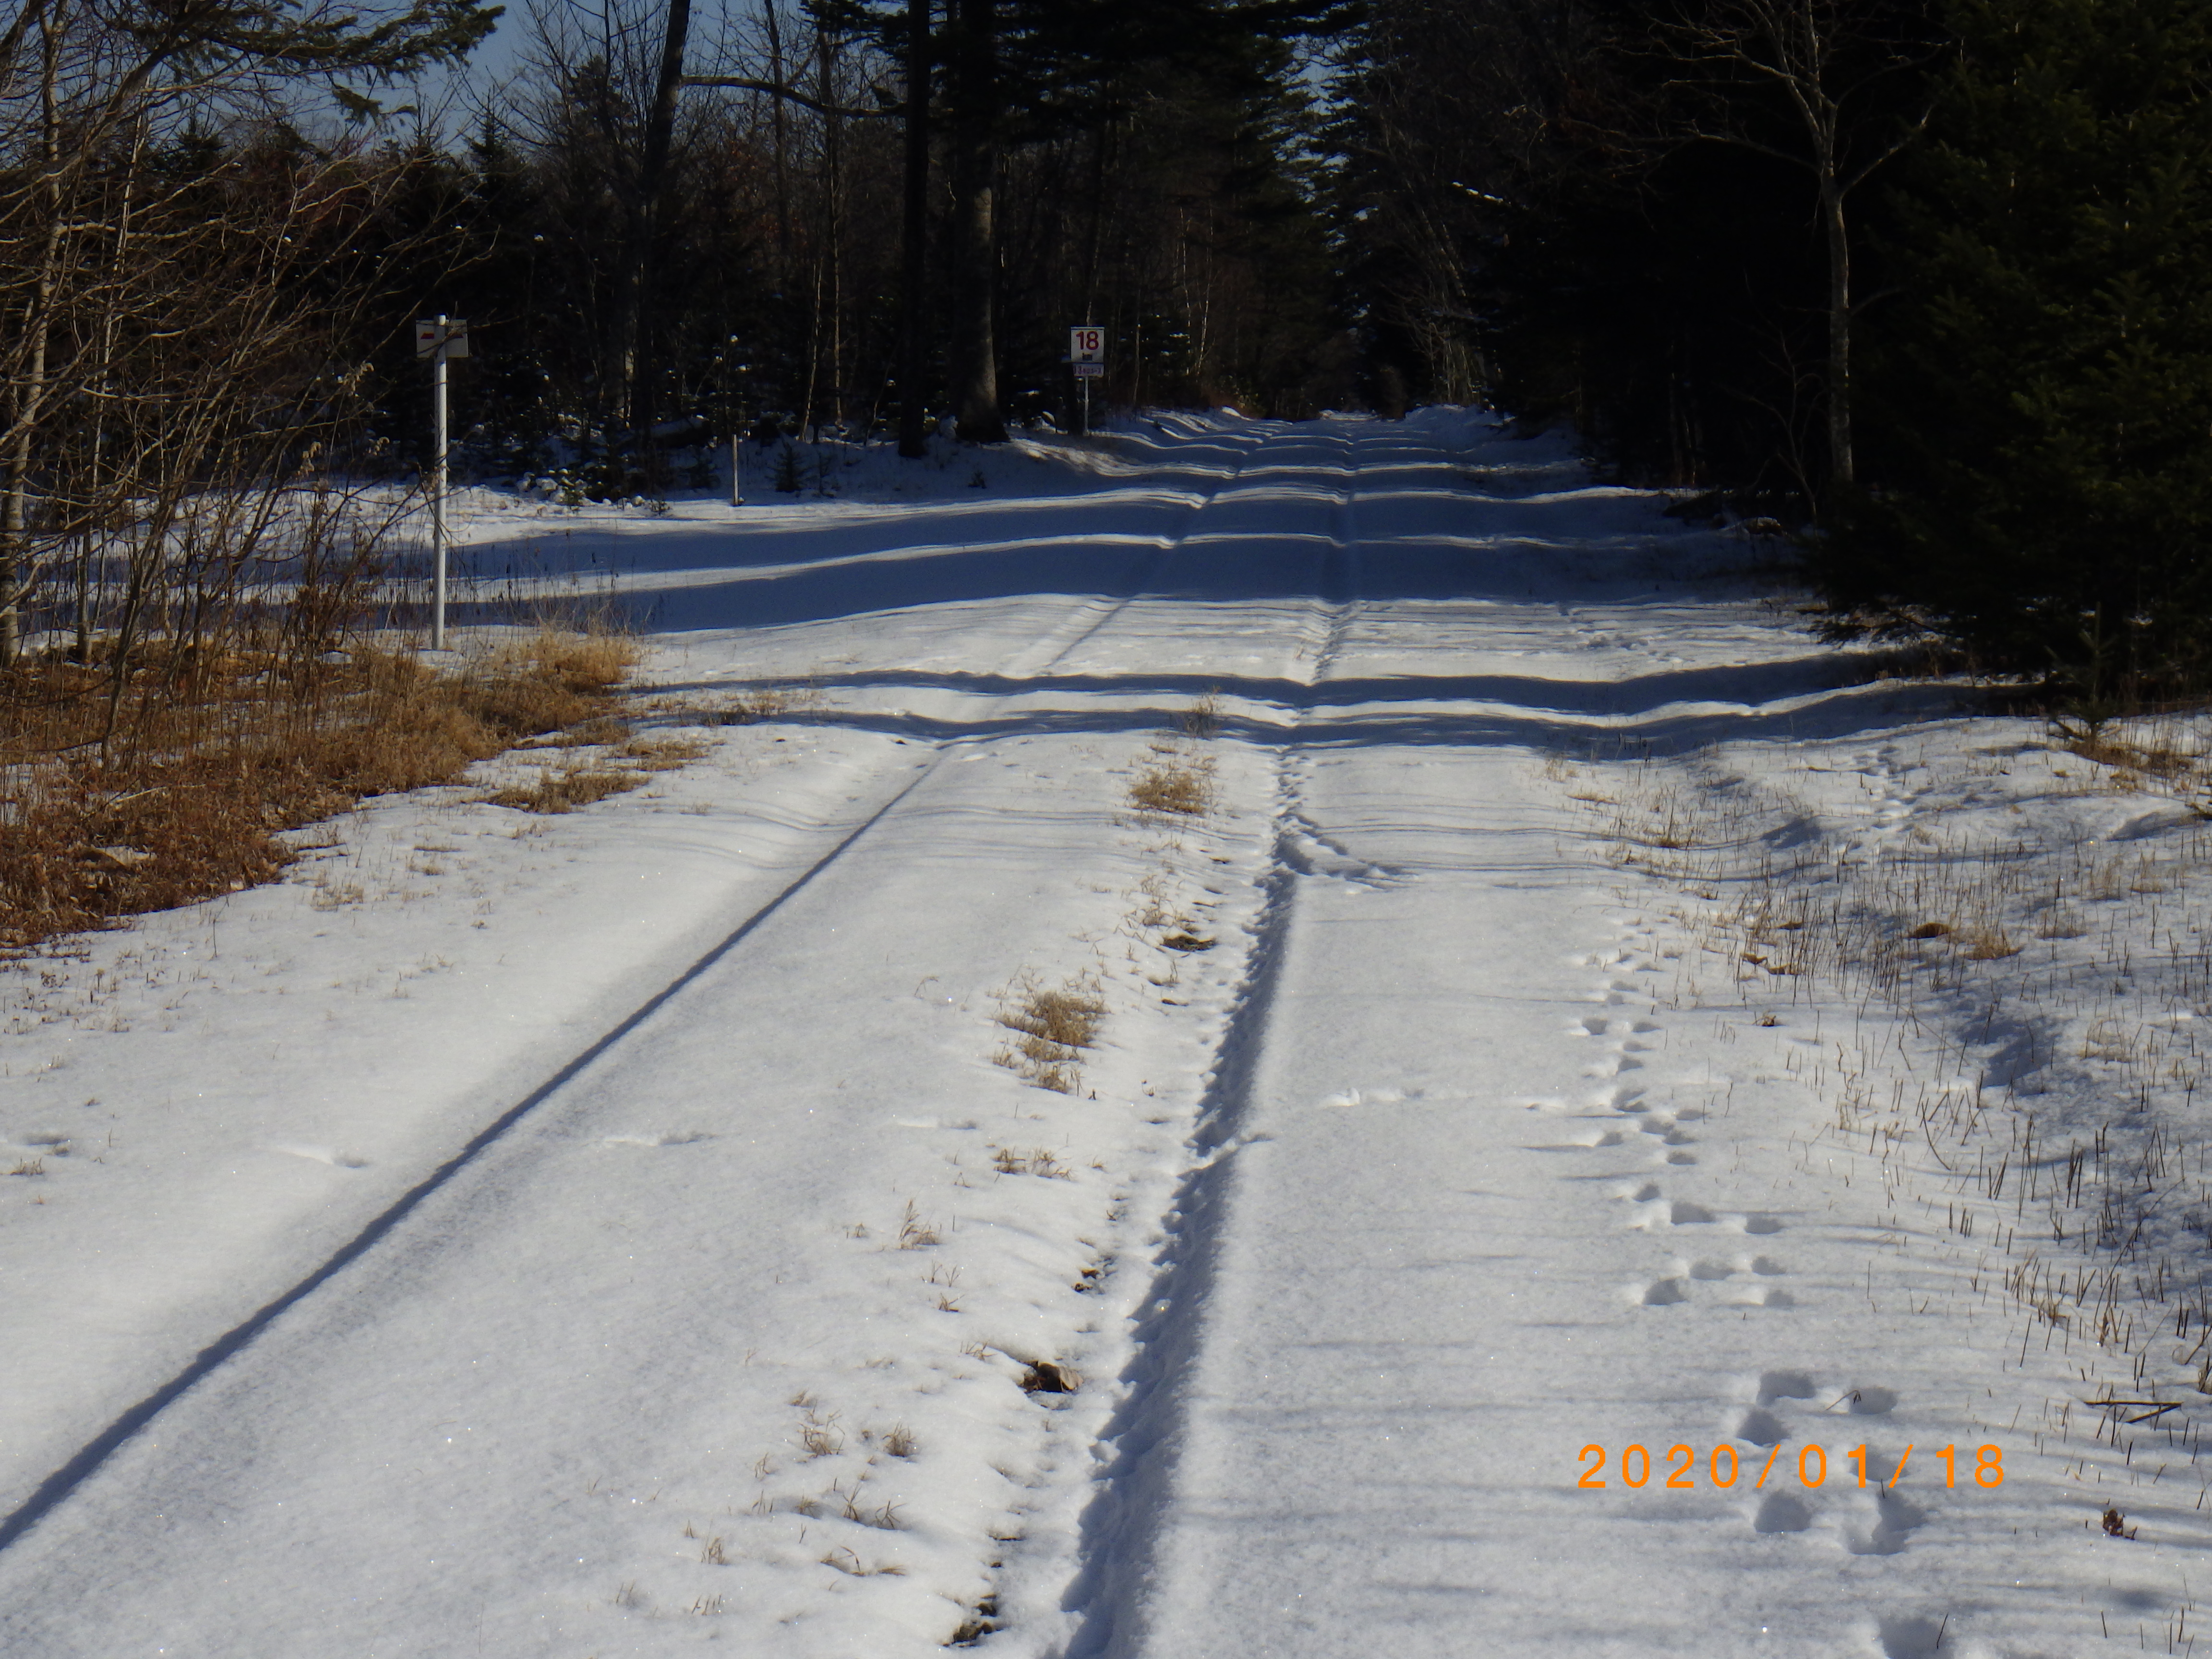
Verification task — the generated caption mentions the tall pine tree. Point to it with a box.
[1831,0,2212,698]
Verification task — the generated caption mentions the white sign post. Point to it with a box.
[414,316,469,649]
[1070,324,1104,435]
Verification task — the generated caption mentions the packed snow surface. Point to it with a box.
[5,409,2212,1657]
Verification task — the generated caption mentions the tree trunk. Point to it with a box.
[630,0,694,488]
[821,25,845,434]
[897,0,932,458]
[947,0,1004,443]
[1822,178,1853,488]
[1,15,64,666]
[766,2,793,287]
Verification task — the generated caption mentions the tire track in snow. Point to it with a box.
[0,751,962,1559]
[1057,421,1372,1657]
[0,490,1277,1560]
[1005,422,1278,680]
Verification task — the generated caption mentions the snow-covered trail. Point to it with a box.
[1053,421,1923,1658]
[0,417,1408,1654]
[1079,731,1808,1657]
[7,409,2165,1658]
[0,418,1279,1553]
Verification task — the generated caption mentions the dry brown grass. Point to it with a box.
[484,767,642,815]
[1125,695,1221,817]
[619,735,710,770]
[895,1199,941,1250]
[991,1144,1072,1179]
[1177,689,1223,740]
[0,626,645,947]
[1129,757,1213,816]
[993,973,1107,1094]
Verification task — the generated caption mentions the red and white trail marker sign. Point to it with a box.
[415,317,469,360]
[1069,325,1103,362]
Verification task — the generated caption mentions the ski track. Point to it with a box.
[2,409,2200,1657]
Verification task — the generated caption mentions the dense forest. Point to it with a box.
[4,0,2212,698]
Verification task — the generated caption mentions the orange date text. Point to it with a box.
[1576,1442,2003,1491]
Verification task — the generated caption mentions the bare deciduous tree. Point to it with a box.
[1657,0,1936,488]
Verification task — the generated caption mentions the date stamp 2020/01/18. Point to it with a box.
[1577,1443,2004,1491]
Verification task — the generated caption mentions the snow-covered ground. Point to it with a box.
[4,408,2210,1658]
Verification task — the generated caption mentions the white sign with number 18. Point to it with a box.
[1070,325,1103,362]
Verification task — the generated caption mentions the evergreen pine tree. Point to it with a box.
[1832,0,2212,698]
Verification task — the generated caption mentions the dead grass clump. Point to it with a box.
[1960,924,2020,960]
[1005,981,1104,1049]
[649,680,822,728]
[0,626,646,947]
[1177,690,1223,740]
[619,735,709,770]
[2064,728,2194,781]
[2036,902,2087,939]
[992,973,1107,1094]
[486,767,642,815]
[1130,759,1213,816]
[991,1145,1072,1179]
[895,1199,941,1249]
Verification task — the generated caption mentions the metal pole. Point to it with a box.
[731,431,743,506]
[432,314,448,650]
[1082,374,1091,438]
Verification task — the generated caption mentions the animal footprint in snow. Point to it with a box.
[1742,1215,1785,1235]
[1874,1615,1947,1659]
[1737,1407,1788,1446]
[1752,1493,1813,1534]
[1848,1487,1927,1557]
[1669,1201,1716,1225]
[1689,1260,1733,1281]
[1757,1371,1816,1403]
[1750,1255,1788,1276]
[1640,1277,1688,1307]
[1574,1014,1611,1036]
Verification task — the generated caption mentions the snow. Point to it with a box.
[3,407,2210,1657]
